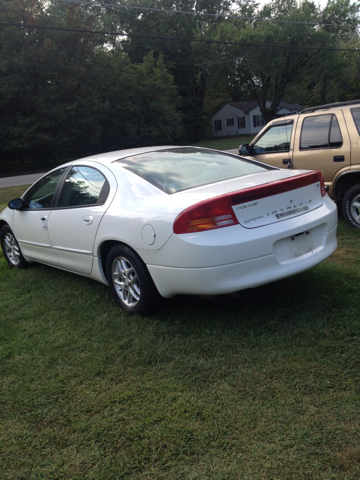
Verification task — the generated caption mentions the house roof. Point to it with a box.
[228,101,259,113]
[227,100,304,113]
[278,101,304,111]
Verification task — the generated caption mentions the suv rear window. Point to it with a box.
[351,107,360,135]
[300,114,342,150]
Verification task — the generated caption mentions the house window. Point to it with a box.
[214,119,222,131]
[253,115,265,128]
[237,116,245,129]
[226,118,234,127]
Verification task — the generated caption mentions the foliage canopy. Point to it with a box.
[0,0,359,170]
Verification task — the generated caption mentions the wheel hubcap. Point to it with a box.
[111,256,141,307]
[4,233,21,266]
[350,194,360,224]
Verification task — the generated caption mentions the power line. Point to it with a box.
[59,0,360,29]
[1,21,359,52]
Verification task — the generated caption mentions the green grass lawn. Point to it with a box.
[193,136,254,150]
[1,186,360,479]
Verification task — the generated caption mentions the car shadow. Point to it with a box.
[154,264,350,333]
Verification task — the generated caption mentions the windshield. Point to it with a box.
[116,147,270,194]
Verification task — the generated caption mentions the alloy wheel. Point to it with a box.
[4,232,21,266]
[111,256,141,307]
[350,194,360,224]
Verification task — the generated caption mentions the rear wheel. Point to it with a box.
[342,185,360,229]
[106,244,160,315]
[0,225,30,268]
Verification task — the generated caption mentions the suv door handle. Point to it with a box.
[334,156,345,162]
[283,158,292,168]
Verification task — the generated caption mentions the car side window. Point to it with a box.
[57,166,109,208]
[24,168,67,209]
[300,114,343,150]
[252,124,293,154]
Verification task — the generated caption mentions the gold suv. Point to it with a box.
[239,100,360,228]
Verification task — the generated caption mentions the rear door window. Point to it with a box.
[300,114,342,150]
[24,168,67,209]
[57,166,109,208]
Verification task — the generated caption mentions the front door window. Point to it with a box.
[253,124,293,155]
[23,168,67,209]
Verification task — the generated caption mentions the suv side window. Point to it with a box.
[252,123,293,154]
[350,107,360,135]
[300,114,342,150]
[57,166,109,208]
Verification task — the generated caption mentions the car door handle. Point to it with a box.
[334,156,345,162]
[83,215,94,225]
[40,216,47,229]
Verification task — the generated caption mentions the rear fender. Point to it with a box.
[332,169,360,203]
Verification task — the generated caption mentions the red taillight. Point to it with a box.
[173,196,239,234]
[173,171,325,234]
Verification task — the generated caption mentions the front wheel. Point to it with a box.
[106,244,160,315]
[0,225,30,268]
[342,185,360,229]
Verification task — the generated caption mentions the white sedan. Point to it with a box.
[0,146,337,314]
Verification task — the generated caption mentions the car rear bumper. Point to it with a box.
[147,223,337,298]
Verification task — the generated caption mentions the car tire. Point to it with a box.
[106,244,160,315]
[0,225,30,269]
[342,184,360,229]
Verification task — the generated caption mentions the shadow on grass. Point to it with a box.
[2,256,356,337]
[157,263,356,329]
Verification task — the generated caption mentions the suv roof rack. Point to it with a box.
[300,99,360,115]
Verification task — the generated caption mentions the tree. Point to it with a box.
[108,0,236,141]
[0,0,106,166]
[93,52,183,150]
[210,0,358,122]
[0,1,182,169]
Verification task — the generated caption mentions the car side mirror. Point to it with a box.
[239,144,254,156]
[8,198,24,210]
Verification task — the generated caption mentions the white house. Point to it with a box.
[211,100,304,137]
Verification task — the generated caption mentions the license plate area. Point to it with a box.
[273,225,326,264]
[235,182,323,228]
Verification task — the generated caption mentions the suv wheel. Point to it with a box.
[342,184,360,229]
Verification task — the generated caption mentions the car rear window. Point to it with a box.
[116,147,271,194]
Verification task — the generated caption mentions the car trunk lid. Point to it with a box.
[230,171,325,228]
